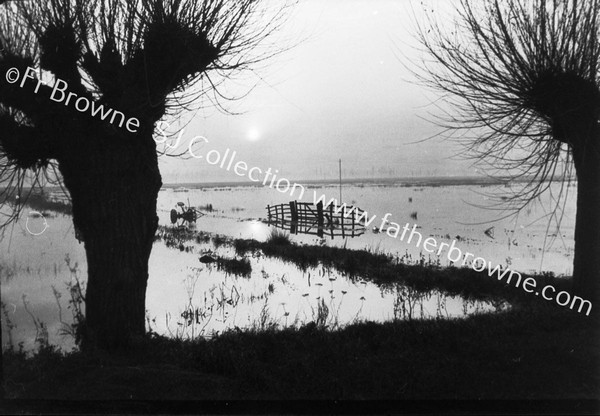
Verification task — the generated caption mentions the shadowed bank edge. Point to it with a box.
[3,294,599,399]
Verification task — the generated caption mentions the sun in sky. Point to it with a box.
[247,127,261,142]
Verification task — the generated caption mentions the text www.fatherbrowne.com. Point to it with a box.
[168,124,593,316]
[310,193,592,316]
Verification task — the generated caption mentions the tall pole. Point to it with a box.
[339,158,342,203]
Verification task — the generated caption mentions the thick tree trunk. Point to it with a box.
[82,184,159,350]
[60,132,161,350]
[571,139,600,307]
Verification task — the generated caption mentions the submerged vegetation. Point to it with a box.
[233,236,565,310]
[154,225,229,253]
[154,224,571,313]
[215,256,252,278]
[198,203,215,212]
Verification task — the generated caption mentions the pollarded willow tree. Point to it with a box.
[0,0,292,350]
[415,0,600,305]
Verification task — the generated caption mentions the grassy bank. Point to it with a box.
[156,225,570,311]
[233,235,556,305]
[3,305,598,400]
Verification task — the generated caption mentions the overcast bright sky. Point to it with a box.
[159,0,473,184]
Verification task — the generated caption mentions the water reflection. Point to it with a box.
[3,181,545,351]
[146,239,503,341]
[244,220,271,240]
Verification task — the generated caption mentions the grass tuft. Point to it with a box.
[265,228,291,246]
[216,257,252,278]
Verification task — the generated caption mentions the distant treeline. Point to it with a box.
[3,191,72,216]
[162,174,576,190]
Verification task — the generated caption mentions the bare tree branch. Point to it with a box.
[413,0,600,216]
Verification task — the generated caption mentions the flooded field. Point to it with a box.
[1,180,575,351]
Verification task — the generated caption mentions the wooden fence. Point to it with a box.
[266,201,367,239]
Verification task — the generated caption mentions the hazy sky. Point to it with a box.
[159,0,473,184]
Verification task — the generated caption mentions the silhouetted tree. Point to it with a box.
[0,0,291,350]
[416,0,600,306]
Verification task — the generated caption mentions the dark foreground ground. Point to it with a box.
[3,296,599,402]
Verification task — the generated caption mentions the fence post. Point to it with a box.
[290,201,298,234]
[317,201,324,238]
[329,204,334,227]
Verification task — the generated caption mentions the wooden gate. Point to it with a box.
[266,201,368,239]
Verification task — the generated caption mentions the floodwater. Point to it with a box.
[1,180,575,351]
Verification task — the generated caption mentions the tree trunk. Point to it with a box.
[60,132,161,350]
[571,138,600,307]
